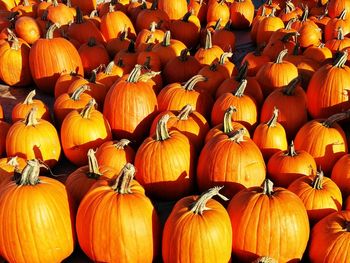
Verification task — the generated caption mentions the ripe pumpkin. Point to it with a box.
[61,99,112,166]
[0,156,26,186]
[230,0,255,29]
[241,46,271,76]
[324,10,350,42]
[135,21,165,51]
[227,179,310,262]
[11,89,51,122]
[71,0,96,15]
[134,114,195,200]
[135,0,170,32]
[0,159,74,263]
[54,70,84,99]
[195,29,224,66]
[288,170,342,224]
[14,15,40,44]
[29,23,84,94]
[0,119,10,157]
[331,154,350,198]
[158,0,188,20]
[325,27,350,54]
[46,0,74,26]
[328,0,350,18]
[206,0,230,25]
[256,9,285,46]
[197,128,266,199]
[76,163,161,263]
[162,187,232,263]
[95,60,124,88]
[6,108,61,168]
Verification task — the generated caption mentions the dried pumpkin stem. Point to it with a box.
[105,61,116,75]
[23,90,36,104]
[219,52,233,65]
[301,5,309,22]
[312,170,324,190]
[156,114,170,141]
[7,156,19,167]
[162,31,171,47]
[323,110,350,127]
[111,163,135,194]
[76,7,84,24]
[87,149,102,178]
[177,104,193,120]
[287,141,297,157]
[223,106,237,133]
[80,99,97,119]
[128,40,136,53]
[52,0,58,7]
[345,221,350,232]
[213,18,222,31]
[262,179,274,196]
[190,186,228,215]
[337,27,345,40]
[283,77,299,96]
[285,1,295,13]
[183,75,207,91]
[149,21,157,32]
[127,65,142,83]
[151,0,158,10]
[10,35,20,50]
[87,37,97,47]
[229,128,245,142]
[70,85,90,101]
[89,9,98,18]
[114,139,131,149]
[233,79,248,97]
[253,256,278,263]
[46,22,61,39]
[334,50,348,68]
[204,29,213,49]
[285,17,297,29]
[281,31,299,42]
[138,71,160,82]
[17,159,41,186]
[182,11,192,22]
[339,9,347,20]
[23,107,39,126]
[267,107,279,127]
[275,49,288,63]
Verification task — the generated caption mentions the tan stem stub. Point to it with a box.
[127,65,142,83]
[236,61,248,81]
[104,61,116,75]
[23,107,39,126]
[23,90,36,105]
[323,110,350,127]
[7,156,19,167]
[183,75,207,91]
[204,29,213,49]
[275,49,288,63]
[266,107,279,127]
[312,170,324,190]
[162,31,171,46]
[179,48,189,61]
[16,159,41,186]
[229,128,245,142]
[114,139,132,149]
[333,50,348,68]
[75,7,84,24]
[156,114,171,141]
[283,77,300,96]
[213,18,222,31]
[262,179,274,196]
[45,22,61,39]
[70,85,90,101]
[177,104,193,120]
[233,79,248,97]
[287,141,297,157]
[219,52,233,65]
[111,163,135,194]
[86,149,102,178]
[138,71,161,82]
[223,106,237,134]
[80,99,97,119]
[190,186,228,215]
[252,256,278,263]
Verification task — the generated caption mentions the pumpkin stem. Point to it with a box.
[282,77,300,96]
[104,61,116,75]
[253,256,278,263]
[233,79,248,97]
[285,17,297,30]
[339,9,347,20]
[45,22,60,39]
[177,104,193,120]
[337,27,345,40]
[285,0,295,14]
[16,159,42,186]
[86,149,102,179]
[204,29,213,49]
[213,18,222,31]
[333,50,348,68]
[179,48,189,61]
[223,106,237,134]
[138,70,160,82]
[236,61,248,81]
[190,186,228,215]
[219,52,233,65]
[149,21,157,32]
[127,40,136,53]
[114,139,131,149]
[301,5,309,22]
[80,99,97,119]
[109,3,115,13]
[162,31,171,47]
[269,7,277,17]
[7,156,19,167]
[275,49,288,63]
[111,163,135,194]
[312,170,324,190]
[89,65,104,83]
[345,221,350,232]
[70,85,90,101]
[183,75,207,91]
[87,37,97,47]
[23,107,39,126]
[9,33,20,50]
[322,110,350,127]
[155,114,170,141]
[127,65,142,83]
[75,7,84,24]
[253,43,265,56]
[287,141,297,157]
[23,90,36,105]
[89,9,98,18]
[52,0,58,7]
[266,107,279,127]
[262,179,274,196]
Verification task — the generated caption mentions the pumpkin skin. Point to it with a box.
[76,164,161,263]
[54,71,84,99]
[331,154,350,198]
[14,15,40,45]
[230,0,255,29]
[267,141,317,188]
[206,0,230,25]
[309,210,350,263]
[29,23,84,94]
[158,0,188,20]
[61,99,112,166]
[0,159,74,263]
[256,11,285,46]
[0,120,10,157]
[194,29,224,66]
[328,0,350,18]
[6,108,61,168]
[197,129,266,199]
[288,171,343,225]
[241,48,271,76]
[46,0,74,26]
[71,0,96,15]
[227,179,310,262]
[294,112,349,175]
[134,114,195,200]
[0,156,26,187]
[162,187,232,263]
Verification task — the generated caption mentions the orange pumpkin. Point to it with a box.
[46,0,74,25]
[0,156,26,187]
[14,16,40,44]
[331,154,350,198]
[328,0,350,18]
[230,0,255,29]
[194,29,224,66]
[206,0,230,25]
[158,0,188,20]
[54,70,84,99]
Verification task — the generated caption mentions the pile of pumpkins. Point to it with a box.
[0,0,350,262]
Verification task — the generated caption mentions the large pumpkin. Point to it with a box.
[0,159,74,263]
[158,0,188,20]
[76,163,160,263]
[331,154,350,198]
[29,23,84,93]
[227,179,310,262]
[162,187,232,263]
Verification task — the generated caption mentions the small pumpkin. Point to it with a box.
[194,29,224,66]
[230,0,255,29]
[14,15,40,44]
[0,156,26,187]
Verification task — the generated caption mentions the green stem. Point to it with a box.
[111,163,135,194]
[190,186,228,215]
[155,114,170,141]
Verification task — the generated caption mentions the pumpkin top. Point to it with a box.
[183,75,207,91]
[16,159,45,186]
[235,61,248,82]
[114,139,132,149]
[23,107,39,126]
[86,149,102,179]
[339,9,347,20]
[252,256,278,263]
[286,141,297,157]
[126,65,143,82]
[333,50,348,68]
[80,99,97,119]
[282,77,300,96]
[177,104,193,120]
[229,128,245,142]
[219,52,233,65]
[312,170,324,190]
[204,29,213,49]
[104,61,116,75]
[233,79,248,97]
[266,107,279,127]
[190,186,228,215]
[156,114,171,141]
[262,179,274,196]
[111,163,135,194]
[223,106,237,134]
[275,49,288,63]
[46,22,61,40]
[322,110,350,127]
[162,31,171,47]
[23,90,36,105]
[70,85,90,101]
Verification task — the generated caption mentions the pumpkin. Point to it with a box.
[307,51,350,119]
[107,29,132,57]
[262,30,298,61]
[95,60,124,88]
[324,10,350,42]
[205,106,250,143]
[241,46,271,76]
[157,74,214,119]
[14,15,40,44]
[230,0,255,29]
[65,148,116,211]
[158,0,188,20]
[0,156,26,186]
[278,1,300,23]
[0,159,74,263]
[227,179,310,262]
[135,0,170,32]
[61,99,112,166]
[288,170,342,224]
[294,111,349,175]
[103,65,158,143]
[11,90,51,122]
[0,119,10,157]
[309,211,350,262]
[46,0,74,25]
[206,0,230,25]
[303,43,333,65]
[29,23,84,94]
[267,141,317,187]
[76,163,160,263]
[331,154,350,198]
[197,128,266,199]
[162,187,232,263]
[114,40,138,74]
[251,6,268,43]
[252,107,288,161]
[0,29,31,87]
[149,104,210,151]
[325,27,350,54]
[212,20,236,52]
[135,21,165,51]
[54,70,84,99]
[256,9,285,46]
[95,139,135,172]
[71,0,96,14]
[188,0,207,24]
[134,114,195,200]
[6,108,61,168]
[328,0,350,18]
[252,257,278,263]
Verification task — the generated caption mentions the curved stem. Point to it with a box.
[23,108,39,126]
[111,163,135,194]
[219,52,233,65]
[52,0,58,7]
[177,104,193,120]
[87,37,96,47]
[162,31,171,47]
[287,141,297,157]
[70,85,90,101]
[253,257,278,263]
[337,27,344,40]
[87,149,102,179]
[149,21,157,32]
[281,31,299,42]
[45,23,60,39]
[75,7,84,24]
[223,106,237,133]
[17,159,41,186]
[322,110,350,127]
[182,11,192,22]
[266,107,279,127]
[183,75,207,91]
[301,5,309,22]
[126,65,142,83]
[80,99,97,119]
[23,90,36,105]
[339,9,347,20]
[155,114,170,141]
[190,186,228,215]
[233,79,248,97]
[282,77,299,96]
[138,71,160,82]
[229,128,245,142]
[104,61,115,75]
[275,49,288,63]
[312,170,324,190]
[262,179,274,196]
[285,17,297,30]
[333,50,348,68]
[204,29,212,49]
[114,139,131,149]
[127,40,136,53]
[89,10,98,18]
[213,18,222,31]
[150,0,158,10]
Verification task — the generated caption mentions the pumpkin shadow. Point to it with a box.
[316,143,347,175]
